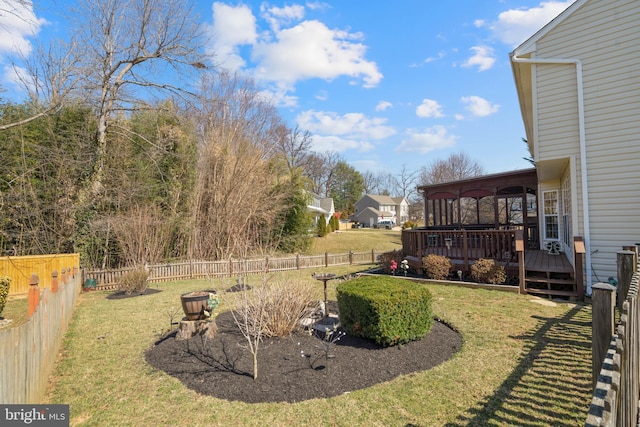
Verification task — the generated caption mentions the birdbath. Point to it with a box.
[314,273,336,317]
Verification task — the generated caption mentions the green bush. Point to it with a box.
[336,276,433,347]
[0,276,10,317]
[471,258,506,284]
[118,268,149,295]
[422,254,452,280]
[329,215,340,232]
[317,214,328,237]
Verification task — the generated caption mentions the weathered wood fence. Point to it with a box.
[84,250,382,288]
[586,246,640,426]
[0,269,81,403]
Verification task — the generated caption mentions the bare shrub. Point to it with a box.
[260,281,316,338]
[421,254,452,280]
[118,268,149,295]
[471,258,506,284]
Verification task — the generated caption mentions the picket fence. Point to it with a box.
[0,270,81,403]
[586,247,640,426]
[84,250,383,288]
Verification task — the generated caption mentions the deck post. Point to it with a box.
[574,237,586,301]
[591,282,616,386]
[515,230,525,294]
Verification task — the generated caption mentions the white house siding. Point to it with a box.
[532,0,640,283]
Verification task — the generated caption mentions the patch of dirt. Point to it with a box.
[145,310,462,403]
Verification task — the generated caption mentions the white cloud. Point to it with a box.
[375,101,392,112]
[309,134,374,153]
[0,1,45,56]
[208,3,258,71]
[462,46,495,72]
[474,19,485,28]
[416,99,444,118]
[396,126,457,154]
[461,95,500,117]
[297,110,396,140]
[252,20,382,88]
[260,4,305,32]
[491,1,576,46]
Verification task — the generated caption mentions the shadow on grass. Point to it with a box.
[446,303,593,427]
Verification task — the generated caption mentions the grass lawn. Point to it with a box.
[43,264,593,426]
[308,228,402,255]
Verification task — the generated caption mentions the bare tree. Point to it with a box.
[70,0,207,198]
[301,151,341,196]
[419,152,485,185]
[275,125,313,172]
[393,164,420,200]
[190,71,284,260]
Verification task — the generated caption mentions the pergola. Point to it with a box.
[418,168,538,247]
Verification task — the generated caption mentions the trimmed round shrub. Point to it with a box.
[471,258,506,284]
[0,276,10,317]
[421,254,452,280]
[336,276,433,347]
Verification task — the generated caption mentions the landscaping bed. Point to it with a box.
[145,309,462,403]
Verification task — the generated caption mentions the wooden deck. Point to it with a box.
[524,249,573,274]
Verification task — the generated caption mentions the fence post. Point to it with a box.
[51,270,59,293]
[296,254,300,270]
[325,252,328,267]
[349,251,353,265]
[622,245,638,271]
[28,273,40,317]
[371,249,375,263]
[617,250,635,311]
[592,282,617,386]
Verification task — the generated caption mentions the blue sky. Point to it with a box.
[0,0,577,175]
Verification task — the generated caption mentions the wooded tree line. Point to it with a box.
[0,0,485,268]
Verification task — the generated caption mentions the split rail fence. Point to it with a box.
[586,246,639,426]
[0,269,81,403]
[84,250,384,289]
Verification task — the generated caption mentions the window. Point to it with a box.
[543,190,559,240]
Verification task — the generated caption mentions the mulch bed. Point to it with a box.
[145,309,462,403]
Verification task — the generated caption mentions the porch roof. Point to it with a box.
[418,168,537,200]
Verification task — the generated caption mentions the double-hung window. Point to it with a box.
[543,190,559,240]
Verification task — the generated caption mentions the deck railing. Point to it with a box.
[402,228,518,271]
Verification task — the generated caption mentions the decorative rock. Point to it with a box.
[176,319,218,341]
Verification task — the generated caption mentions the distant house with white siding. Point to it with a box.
[307,193,334,227]
[352,195,409,227]
[510,0,640,294]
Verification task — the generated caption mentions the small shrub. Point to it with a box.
[402,221,418,229]
[257,280,316,338]
[337,276,433,347]
[471,258,506,284]
[377,249,404,274]
[317,214,328,237]
[422,254,452,280]
[118,268,149,295]
[0,276,11,317]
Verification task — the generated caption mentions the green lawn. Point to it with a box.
[44,265,593,426]
[308,228,402,255]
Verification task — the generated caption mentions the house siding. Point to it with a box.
[531,0,640,283]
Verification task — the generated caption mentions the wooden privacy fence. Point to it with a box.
[1,253,80,295]
[84,250,382,288]
[586,247,639,426]
[0,269,81,404]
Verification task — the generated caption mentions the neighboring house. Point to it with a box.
[352,195,409,227]
[510,0,640,294]
[307,193,334,227]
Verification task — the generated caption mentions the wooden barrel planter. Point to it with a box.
[180,291,213,321]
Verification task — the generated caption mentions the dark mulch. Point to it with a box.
[106,288,163,300]
[145,309,462,403]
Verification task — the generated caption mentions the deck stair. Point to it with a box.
[524,250,578,298]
